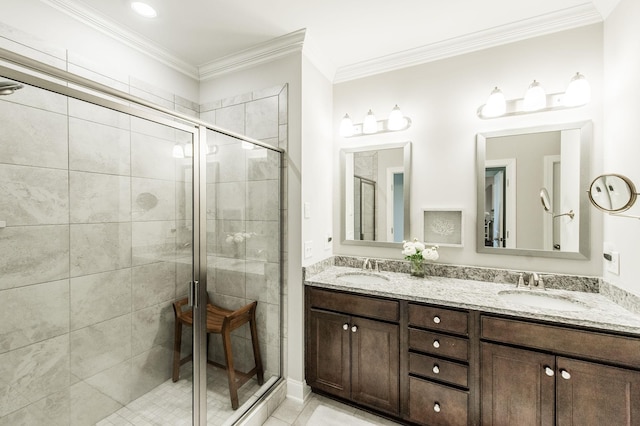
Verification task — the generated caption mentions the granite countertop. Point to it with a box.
[305,266,640,337]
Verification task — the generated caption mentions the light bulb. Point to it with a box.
[363,110,378,134]
[131,2,157,18]
[387,105,406,131]
[339,114,354,137]
[172,143,184,159]
[523,80,546,111]
[563,72,591,107]
[482,87,506,118]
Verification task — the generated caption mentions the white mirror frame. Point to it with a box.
[476,121,592,259]
[341,141,411,248]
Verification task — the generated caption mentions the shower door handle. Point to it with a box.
[188,281,199,307]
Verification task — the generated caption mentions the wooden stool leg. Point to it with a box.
[250,314,264,385]
[222,329,239,410]
[172,321,182,382]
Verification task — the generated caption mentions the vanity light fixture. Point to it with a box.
[478,73,591,119]
[131,2,158,18]
[339,105,412,137]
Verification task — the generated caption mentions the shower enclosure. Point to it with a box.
[0,50,282,426]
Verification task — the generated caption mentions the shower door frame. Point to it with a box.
[0,47,284,426]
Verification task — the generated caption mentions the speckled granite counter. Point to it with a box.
[305,266,640,336]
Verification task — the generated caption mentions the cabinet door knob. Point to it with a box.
[433,316,441,324]
[433,340,440,349]
[433,402,441,413]
[342,323,349,330]
[560,369,571,380]
[432,365,440,374]
[351,325,358,333]
[544,366,554,377]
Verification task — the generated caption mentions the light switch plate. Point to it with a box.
[607,251,620,275]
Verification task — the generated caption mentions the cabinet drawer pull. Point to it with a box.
[544,366,554,377]
[343,323,349,330]
[560,369,571,380]
[433,316,441,324]
[433,402,441,413]
[433,340,440,349]
[432,364,440,374]
[351,325,358,333]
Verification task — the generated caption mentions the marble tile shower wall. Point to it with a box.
[0,82,197,425]
[199,85,287,382]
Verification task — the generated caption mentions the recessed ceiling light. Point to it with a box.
[131,2,157,18]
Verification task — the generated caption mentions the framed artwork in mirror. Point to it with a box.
[423,209,463,247]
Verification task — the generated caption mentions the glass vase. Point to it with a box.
[410,258,425,278]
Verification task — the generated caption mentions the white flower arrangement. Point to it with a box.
[225,232,255,244]
[402,238,439,262]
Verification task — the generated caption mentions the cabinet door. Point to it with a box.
[351,317,400,414]
[481,342,555,426]
[306,309,351,399]
[556,357,640,426]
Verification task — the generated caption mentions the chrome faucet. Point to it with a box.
[362,258,372,270]
[529,272,539,287]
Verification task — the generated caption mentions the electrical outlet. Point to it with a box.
[304,241,313,259]
[607,251,620,275]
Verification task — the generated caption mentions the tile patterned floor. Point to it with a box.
[96,365,268,426]
[263,393,403,426]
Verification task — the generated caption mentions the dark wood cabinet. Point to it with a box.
[304,285,640,425]
[305,288,400,415]
[481,342,555,425]
[481,315,640,426]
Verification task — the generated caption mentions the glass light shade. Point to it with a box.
[387,105,406,131]
[131,2,158,18]
[339,114,354,137]
[523,80,547,111]
[183,143,193,157]
[563,72,591,107]
[363,109,378,134]
[172,143,184,159]
[482,87,506,118]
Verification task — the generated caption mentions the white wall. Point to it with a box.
[1,0,199,100]
[603,0,640,296]
[301,55,334,267]
[334,24,604,277]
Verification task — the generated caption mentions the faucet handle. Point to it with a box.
[374,260,383,272]
[517,273,525,288]
[537,274,545,290]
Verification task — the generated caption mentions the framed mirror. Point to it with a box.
[341,142,411,247]
[476,121,591,259]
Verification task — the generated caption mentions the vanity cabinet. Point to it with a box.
[305,287,400,415]
[406,303,476,426]
[481,315,640,425]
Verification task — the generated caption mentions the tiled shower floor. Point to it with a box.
[96,365,269,426]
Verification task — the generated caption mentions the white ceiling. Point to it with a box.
[42,0,620,80]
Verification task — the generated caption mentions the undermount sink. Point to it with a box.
[337,272,390,285]
[498,290,588,312]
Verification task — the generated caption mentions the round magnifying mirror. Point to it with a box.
[588,174,637,213]
[540,188,552,212]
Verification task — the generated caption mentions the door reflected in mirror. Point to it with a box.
[477,122,591,259]
[342,142,411,246]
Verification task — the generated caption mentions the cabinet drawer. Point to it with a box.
[410,329,469,362]
[408,377,468,426]
[308,287,399,322]
[482,316,640,368]
[409,304,468,336]
[409,352,468,388]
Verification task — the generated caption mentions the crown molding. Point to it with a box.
[198,29,306,81]
[40,0,199,79]
[334,3,603,83]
